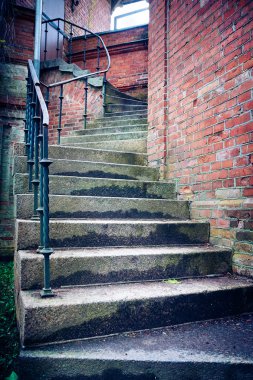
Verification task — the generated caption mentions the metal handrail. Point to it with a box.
[41,17,110,139]
[41,18,110,88]
[41,17,111,69]
[24,21,111,298]
[28,60,49,124]
[26,59,54,297]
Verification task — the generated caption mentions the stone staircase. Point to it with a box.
[14,103,253,379]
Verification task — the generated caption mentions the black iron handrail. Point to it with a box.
[25,59,54,297]
[41,17,110,137]
[24,20,111,297]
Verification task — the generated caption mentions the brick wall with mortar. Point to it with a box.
[148,0,168,174]
[40,68,104,144]
[64,0,111,34]
[72,26,148,99]
[148,0,253,277]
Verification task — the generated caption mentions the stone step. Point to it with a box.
[16,246,232,290]
[16,219,210,250]
[14,157,159,181]
[61,130,147,144]
[18,312,253,380]
[17,276,253,346]
[14,174,176,199]
[15,194,190,220]
[14,143,147,166]
[106,104,147,113]
[61,138,147,153]
[95,111,147,123]
[88,117,147,129]
[104,109,147,118]
[106,94,147,106]
[72,124,148,136]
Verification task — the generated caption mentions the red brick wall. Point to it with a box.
[4,6,35,65]
[72,26,148,98]
[148,0,168,173]
[15,0,35,9]
[64,0,111,34]
[41,68,103,143]
[148,0,253,276]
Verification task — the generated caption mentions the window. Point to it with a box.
[111,1,149,30]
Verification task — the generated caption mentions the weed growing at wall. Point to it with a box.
[0,262,19,380]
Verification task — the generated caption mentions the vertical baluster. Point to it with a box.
[24,75,30,155]
[68,24,73,64]
[96,37,100,71]
[56,19,60,59]
[27,84,36,192]
[26,73,32,162]
[40,85,54,298]
[103,72,107,116]
[57,84,64,144]
[31,95,40,219]
[83,30,86,69]
[84,78,88,129]
[37,106,44,251]
[44,22,48,61]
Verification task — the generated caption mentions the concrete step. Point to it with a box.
[104,110,147,118]
[14,143,147,166]
[14,174,176,199]
[61,138,147,153]
[18,312,253,380]
[106,104,147,113]
[88,118,147,129]
[106,94,147,106]
[17,276,253,346]
[106,83,147,102]
[61,130,147,144]
[95,112,147,123]
[72,124,148,136]
[15,194,190,220]
[16,219,210,250]
[14,157,159,181]
[16,246,232,290]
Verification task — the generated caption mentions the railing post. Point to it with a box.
[96,37,100,72]
[40,112,54,297]
[24,76,30,155]
[58,84,64,144]
[31,95,40,219]
[84,78,88,129]
[68,24,73,64]
[37,107,44,251]
[103,72,107,116]
[83,30,86,69]
[44,21,48,61]
[26,74,32,162]
[56,19,60,59]
[27,85,36,192]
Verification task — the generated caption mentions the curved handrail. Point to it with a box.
[28,59,49,125]
[41,17,110,89]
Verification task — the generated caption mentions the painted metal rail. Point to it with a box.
[24,20,110,296]
[41,17,110,138]
[25,59,53,297]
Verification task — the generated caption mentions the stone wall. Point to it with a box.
[0,63,27,257]
[148,0,253,277]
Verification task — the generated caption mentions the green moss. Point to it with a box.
[0,262,19,380]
